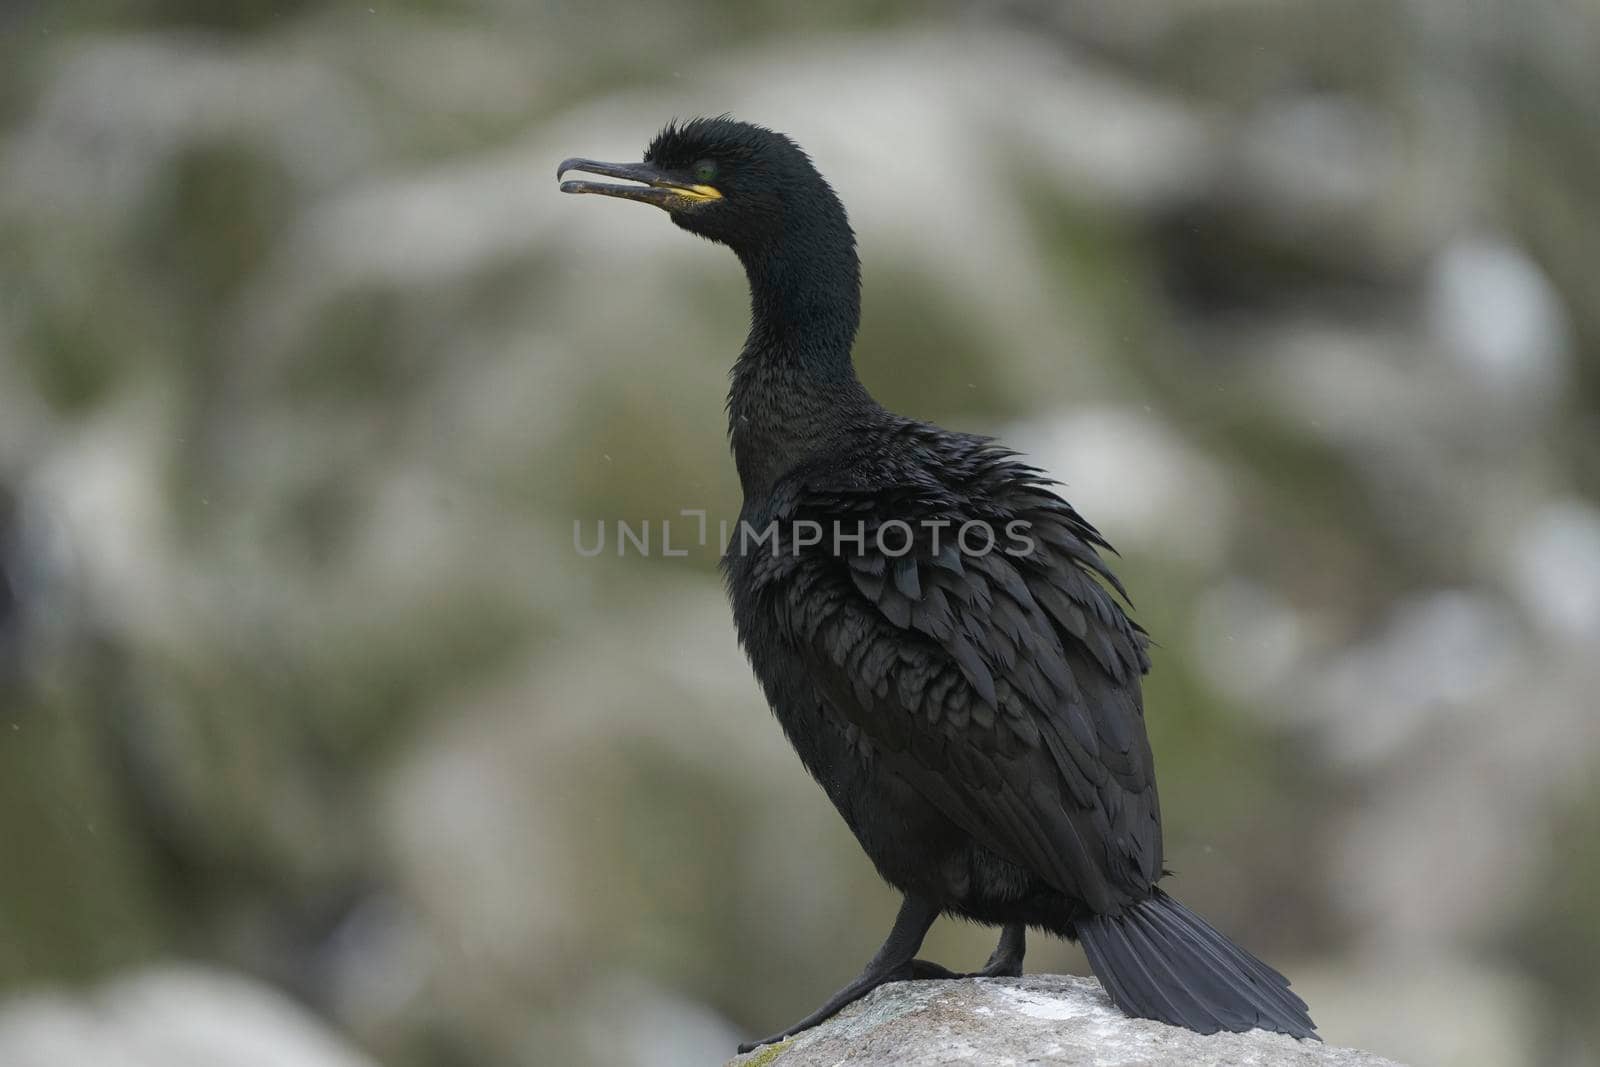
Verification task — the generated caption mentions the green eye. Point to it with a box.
[692,159,718,184]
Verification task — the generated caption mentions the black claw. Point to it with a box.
[977,923,1027,977]
[907,958,962,980]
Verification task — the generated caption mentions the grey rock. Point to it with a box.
[725,975,1404,1067]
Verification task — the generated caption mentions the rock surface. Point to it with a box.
[726,975,1404,1067]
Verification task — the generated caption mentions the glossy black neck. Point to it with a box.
[727,230,873,499]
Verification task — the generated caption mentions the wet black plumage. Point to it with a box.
[559,117,1317,1049]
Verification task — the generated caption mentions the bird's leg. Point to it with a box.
[977,922,1026,977]
[737,894,941,1053]
[906,921,1027,979]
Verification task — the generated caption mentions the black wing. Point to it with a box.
[769,438,1159,912]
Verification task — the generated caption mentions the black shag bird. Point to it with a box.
[559,117,1317,1050]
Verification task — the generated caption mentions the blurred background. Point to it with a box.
[1,1,1597,1065]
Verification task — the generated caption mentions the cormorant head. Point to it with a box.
[558,117,849,258]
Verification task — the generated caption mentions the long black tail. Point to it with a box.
[1076,888,1318,1040]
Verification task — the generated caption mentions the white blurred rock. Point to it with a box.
[1306,591,1520,770]
[1235,95,1399,224]
[577,973,741,1067]
[1307,590,1597,955]
[22,396,181,648]
[0,966,377,1067]
[3,36,376,223]
[1011,407,1235,567]
[1426,236,1571,410]
[1505,498,1600,642]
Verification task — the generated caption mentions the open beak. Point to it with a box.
[557,158,722,209]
